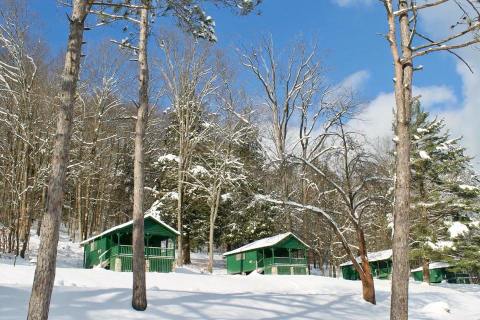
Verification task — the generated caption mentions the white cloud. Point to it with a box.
[418,2,480,168]
[348,86,457,142]
[332,0,374,7]
[348,2,480,169]
[259,70,372,161]
[339,70,370,91]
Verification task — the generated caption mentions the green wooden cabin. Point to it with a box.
[340,249,393,280]
[411,262,471,284]
[223,232,310,275]
[80,214,179,273]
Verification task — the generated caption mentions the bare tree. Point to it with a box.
[259,97,392,304]
[380,1,480,318]
[156,34,218,265]
[0,10,40,259]
[241,37,322,231]
[186,111,253,273]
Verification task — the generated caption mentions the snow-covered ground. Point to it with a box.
[1,231,480,320]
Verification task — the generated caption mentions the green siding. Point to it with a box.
[225,234,309,275]
[274,236,307,249]
[226,250,257,274]
[82,216,177,273]
[341,259,393,281]
[411,268,471,284]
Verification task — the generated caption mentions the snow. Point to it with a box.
[411,262,451,273]
[339,249,392,267]
[221,193,232,202]
[79,213,179,245]
[1,235,480,319]
[419,150,432,160]
[223,232,310,256]
[420,302,450,317]
[448,221,469,238]
[458,184,478,192]
[1,263,480,319]
[190,165,209,176]
[162,191,179,201]
[156,154,179,163]
[427,241,454,250]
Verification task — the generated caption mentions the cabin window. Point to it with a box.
[90,241,95,251]
[235,253,244,261]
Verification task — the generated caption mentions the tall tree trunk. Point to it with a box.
[182,233,191,265]
[176,157,184,266]
[131,3,149,311]
[18,144,31,258]
[27,1,90,319]
[422,258,430,284]
[388,1,414,319]
[207,188,221,273]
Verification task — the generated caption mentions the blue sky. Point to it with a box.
[29,0,461,99]
[27,0,478,166]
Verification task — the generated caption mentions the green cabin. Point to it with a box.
[80,214,179,273]
[411,262,471,284]
[223,232,310,275]
[340,249,393,280]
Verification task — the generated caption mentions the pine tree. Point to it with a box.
[409,101,475,283]
[446,223,480,284]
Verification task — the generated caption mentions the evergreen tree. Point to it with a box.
[446,223,480,284]
[409,101,476,283]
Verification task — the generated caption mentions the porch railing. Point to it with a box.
[111,245,175,258]
[263,257,307,266]
[108,245,175,272]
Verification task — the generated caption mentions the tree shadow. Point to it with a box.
[1,283,478,319]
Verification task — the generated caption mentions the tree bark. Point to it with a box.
[27,1,90,319]
[131,3,149,312]
[357,228,376,304]
[207,188,221,273]
[176,156,184,266]
[422,258,430,284]
[182,233,191,264]
[386,1,413,319]
[19,144,32,258]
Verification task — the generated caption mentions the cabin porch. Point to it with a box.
[258,247,308,275]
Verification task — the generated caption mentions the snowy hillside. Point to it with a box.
[1,233,480,319]
[1,263,480,320]
[0,226,84,268]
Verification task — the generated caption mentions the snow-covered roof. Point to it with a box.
[223,232,310,256]
[339,249,392,267]
[80,213,179,245]
[411,262,451,273]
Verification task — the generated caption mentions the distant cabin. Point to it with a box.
[80,214,179,273]
[340,249,392,280]
[411,262,471,284]
[223,232,310,275]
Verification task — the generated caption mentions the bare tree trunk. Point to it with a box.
[422,258,430,284]
[207,207,215,273]
[19,144,31,258]
[131,3,148,312]
[176,157,184,266]
[386,1,413,319]
[76,181,82,241]
[27,1,90,319]
[207,188,221,273]
[182,233,191,264]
